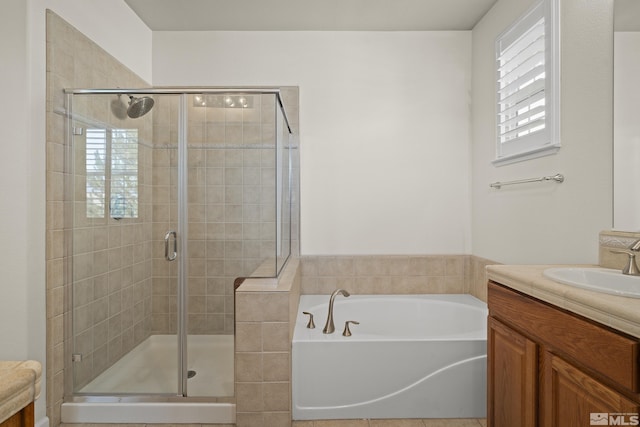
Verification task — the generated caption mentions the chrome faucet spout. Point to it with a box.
[323,289,350,334]
[611,239,640,276]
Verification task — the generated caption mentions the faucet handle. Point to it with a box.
[610,249,640,276]
[302,312,315,329]
[342,320,360,337]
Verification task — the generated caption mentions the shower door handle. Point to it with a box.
[164,230,177,261]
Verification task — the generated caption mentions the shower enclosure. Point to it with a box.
[64,88,294,401]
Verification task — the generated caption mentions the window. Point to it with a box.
[494,0,559,165]
[86,128,139,219]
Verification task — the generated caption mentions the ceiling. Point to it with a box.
[124,0,498,31]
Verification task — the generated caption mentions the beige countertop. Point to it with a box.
[0,361,41,424]
[486,264,640,339]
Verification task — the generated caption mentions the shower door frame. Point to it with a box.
[64,87,293,402]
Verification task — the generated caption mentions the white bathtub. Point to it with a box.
[292,294,487,420]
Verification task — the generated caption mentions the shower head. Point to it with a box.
[127,95,154,118]
[110,95,128,120]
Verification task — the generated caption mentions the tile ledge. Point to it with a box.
[237,258,300,293]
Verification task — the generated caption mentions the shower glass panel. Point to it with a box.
[276,103,292,274]
[68,92,176,394]
[67,89,292,398]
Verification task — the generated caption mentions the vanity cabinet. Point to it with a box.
[0,403,33,427]
[488,316,537,426]
[487,281,640,427]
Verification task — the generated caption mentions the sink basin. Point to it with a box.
[543,267,640,298]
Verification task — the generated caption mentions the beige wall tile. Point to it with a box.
[444,275,465,293]
[445,256,464,276]
[422,420,484,427]
[263,412,292,427]
[382,256,410,276]
[315,277,355,293]
[263,382,290,411]
[263,322,289,352]
[317,257,355,277]
[263,352,290,382]
[314,420,369,427]
[370,420,425,427]
[354,256,384,276]
[236,382,264,412]
[300,257,318,277]
[236,293,290,322]
[236,352,263,382]
[301,255,480,296]
[235,412,264,427]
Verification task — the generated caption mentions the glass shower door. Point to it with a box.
[69,92,180,395]
[150,93,183,395]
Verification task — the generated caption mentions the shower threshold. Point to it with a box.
[61,400,235,424]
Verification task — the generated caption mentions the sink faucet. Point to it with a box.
[323,289,350,334]
[611,239,640,276]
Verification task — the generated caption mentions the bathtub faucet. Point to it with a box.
[323,289,350,334]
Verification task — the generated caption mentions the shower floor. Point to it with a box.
[79,334,234,396]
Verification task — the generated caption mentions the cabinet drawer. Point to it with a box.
[489,281,640,392]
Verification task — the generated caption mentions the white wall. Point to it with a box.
[153,31,472,255]
[614,32,640,231]
[471,0,614,265]
[1,0,31,360]
[0,1,150,422]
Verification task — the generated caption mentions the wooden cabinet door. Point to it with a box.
[0,402,33,427]
[542,352,640,427]
[488,316,538,427]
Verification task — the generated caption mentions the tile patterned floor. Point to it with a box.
[293,419,487,427]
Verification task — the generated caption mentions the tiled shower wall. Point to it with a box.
[46,10,152,425]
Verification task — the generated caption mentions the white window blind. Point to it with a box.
[110,129,139,219]
[494,0,559,165]
[85,128,139,219]
[86,129,107,218]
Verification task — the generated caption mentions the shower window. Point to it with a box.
[86,128,139,219]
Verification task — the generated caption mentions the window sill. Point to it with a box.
[492,144,561,167]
